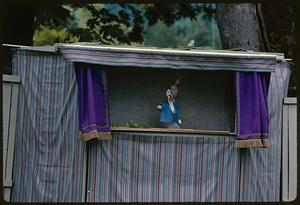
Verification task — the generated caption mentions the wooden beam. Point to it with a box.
[2,75,20,83]
[111,127,234,136]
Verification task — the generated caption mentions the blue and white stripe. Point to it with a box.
[11,49,85,202]
[86,134,240,202]
[239,62,290,201]
[57,44,277,72]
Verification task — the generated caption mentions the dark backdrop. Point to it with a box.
[107,67,235,131]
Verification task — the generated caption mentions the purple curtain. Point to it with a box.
[74,63,111,141]
[235,72,270,148]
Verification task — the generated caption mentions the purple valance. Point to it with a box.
[235,72,270,148]
[74,63,111,141]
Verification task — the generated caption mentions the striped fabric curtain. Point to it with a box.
[234,72,270,148]
[74,63,112,141]
[87,133,241,202]
[11,49,85,202]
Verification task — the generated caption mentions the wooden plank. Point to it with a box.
[288,104,297,201]
[110,127,234,136]
[2,44,55,53]
[239,149,245,201]
[82,142,87,202]
[111,131,233,138]
[282,104,289,201]
[284,97,297,105]
[3,83,19,201]
[3,180,13,187]
[2,75,20,83]
[4,43,284,58]
[58,44,282,58]
[2,83,12,180]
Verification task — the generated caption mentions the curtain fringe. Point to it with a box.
[80,130,112,141]
[234,138,269,148]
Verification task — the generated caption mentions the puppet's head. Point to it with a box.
[166,88,173,101]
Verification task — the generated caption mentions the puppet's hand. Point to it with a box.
[178,119,182,124]
[157,104,162,110]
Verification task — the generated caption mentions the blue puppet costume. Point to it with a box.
[160,100,179,123]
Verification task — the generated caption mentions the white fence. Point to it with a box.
[282,97,297,201]
[2,74,20,201]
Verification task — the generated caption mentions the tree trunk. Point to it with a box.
[216,4,264,52]
[260,3,295,59]
[259,3,296,96]
[216,3,296,96]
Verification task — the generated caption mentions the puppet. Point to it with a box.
[157,78,182,128]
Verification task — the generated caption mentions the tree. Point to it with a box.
[1,3,216,45]
[0,3,214,73]
[1,3,296,95]
[216,4,263,51]
[1,3,74,73]
[216,3,296,96]
[143,15,221,49]
[1,4,35,73]
[65,3,212,44]
[259,3,296,96]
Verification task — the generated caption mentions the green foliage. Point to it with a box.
[143,14,222,49]
[31,3,218,46]
[83,4,145,44]
[33,5,73,31]
[111,121,151,128]
[33,26,79,46]
[142,4,201,26]
[127,121,151,128]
